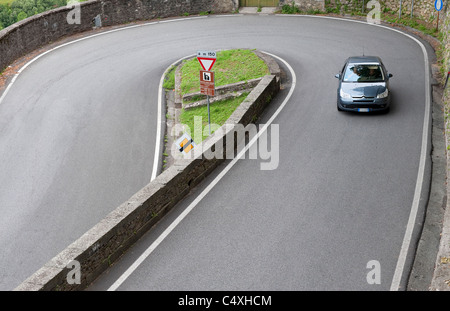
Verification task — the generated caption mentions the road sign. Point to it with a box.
[199,69,215,135]
[435,0,443,30]
[200,70,215,96]
[435,0,443,11]
[197,50,216,58]
[197,50,216,71]
[176,133,195,154]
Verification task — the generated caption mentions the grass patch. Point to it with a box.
[175,49,270,143]
[180,93,248,143]
[383,13,439,37]
[163,65,176,90]
[180,49,269,95]
[281,2,302,14]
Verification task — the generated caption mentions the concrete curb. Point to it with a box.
[14,74,280,291]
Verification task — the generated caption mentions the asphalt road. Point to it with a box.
[1,14,431,291]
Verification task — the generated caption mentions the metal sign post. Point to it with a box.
[437,10,440,31]
[207,95,211,135]
[435,0,443,30]
[197,51,216,136]
[199,70,215,135]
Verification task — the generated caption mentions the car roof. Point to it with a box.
[346,56,382,64]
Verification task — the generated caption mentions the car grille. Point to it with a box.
[352,96,374,103]
[352,96,375,99]
[346,104,376,109]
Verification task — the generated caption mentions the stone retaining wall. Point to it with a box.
[0,0,237,72]
[382,0,438,19]
[325,0,441,19]
[15,73,280,291]
[439,5,450,89]
[432,4,450,291]
[280,0,325,11]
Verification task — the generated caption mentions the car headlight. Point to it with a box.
[377,89,389,98]
[340,89,352,99]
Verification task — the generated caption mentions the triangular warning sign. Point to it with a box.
[197,57,216,71]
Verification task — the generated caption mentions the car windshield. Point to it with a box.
[343,64,384,82]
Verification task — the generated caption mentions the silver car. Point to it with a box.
[335,56,393,113]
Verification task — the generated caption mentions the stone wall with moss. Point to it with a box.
[325,0,443,21]
[441,5,449,124]
[382,0,439,19]
[280,0,325,12]
[441,4,450,89]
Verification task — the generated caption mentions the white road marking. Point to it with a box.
[278,14,431,291]
[0,16,207,184]
[151,54,195,182]
[107,52,297,291]
[1,13,430,290]
[115,17,431,291]
[387,33,430,292]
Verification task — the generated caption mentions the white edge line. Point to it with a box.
[151,69,165,182]
[151,54,195,182]
[2,13,429,290]
[213,14,243,17]
[112,16,431,291]
[385,28,430,291]
[277,13,431,291]
[0,15,206,182]
[107,52,297,291]
[0,16,208,106]
[284,14,430,291]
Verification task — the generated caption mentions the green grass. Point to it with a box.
[180,93,248,143]
[162,65,176,90]
[174,49,270,143]
[0,0,14,5]
[180,49,270,95]
[383,14,439,37]
[281,3,302,14]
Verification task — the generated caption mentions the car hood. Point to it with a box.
[341,82,386,98]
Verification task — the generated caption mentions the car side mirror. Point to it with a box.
[388,73,393,78]
[335,73,341,79]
